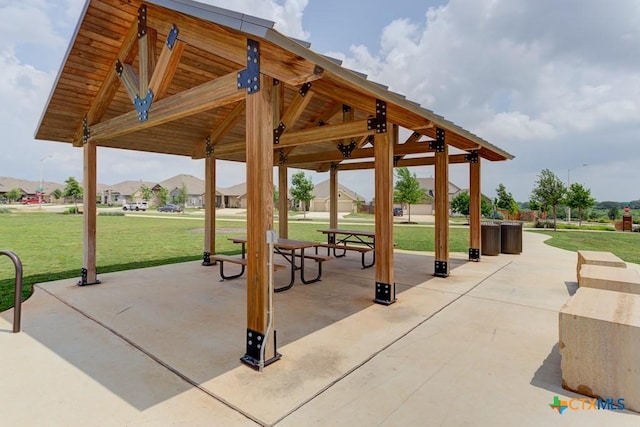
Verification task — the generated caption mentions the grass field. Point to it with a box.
[532,230,640,264]
[0,211,470,311]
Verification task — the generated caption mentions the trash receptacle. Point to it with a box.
[481,222,501,256]
[501,222,523,254]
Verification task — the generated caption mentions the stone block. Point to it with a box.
[579,265,640,295]
[559,287,640,412]
[576,250,626,281]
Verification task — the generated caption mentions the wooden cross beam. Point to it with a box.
[192,100,246,158]
[89,71,243,142]
[333,153,469,171]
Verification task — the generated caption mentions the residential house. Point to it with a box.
[158,174,205,207]
[0,177,66,203]
[307,179,365,213]
[217,182,246,208]
[396,177,463,215]
[101,180,157,206]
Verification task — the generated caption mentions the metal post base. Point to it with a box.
[434,260,449,277]
[374,281,397,305]
[201,251,216,266]
[240,328,281,370]
[77,268,101,286]
[468,248,480,262]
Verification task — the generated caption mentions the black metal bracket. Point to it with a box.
[77,268,101,286]
[166,24,179,49]
[82,116,90,145]
[115,59,124,77]
[299,82,312,97]
[278,149,288,165]
[468,248,480,261]
[273,122,286,144]
[134,89,154,122]
[240,328,281,370]
[393,156,402,167]
[205,136,213,157]
[465,150,479,163]
[202,252,216,266]
[343,104,352,113]
[237,39,260,94]
[374,281,397,305]
[337,140,357,158]
[137,5,147,38]
[434,260,449,277]
[429,128,445,152]
[367,99,387,133]
[330,162,338,171]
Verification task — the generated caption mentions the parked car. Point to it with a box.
[21,197,41,205]
[157,204,182,212]
[122,201,148,211]
[393,207,403,216]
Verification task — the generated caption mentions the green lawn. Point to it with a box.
[0,212,471,311]
[532,230,640,264]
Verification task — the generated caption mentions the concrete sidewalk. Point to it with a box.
[1,232,638,426]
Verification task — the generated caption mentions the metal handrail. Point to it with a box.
[1,250,23,333]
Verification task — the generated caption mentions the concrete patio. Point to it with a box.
[1,232,638,426]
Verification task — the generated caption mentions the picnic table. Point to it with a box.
[316,228,376,268]
[228,237,332,292]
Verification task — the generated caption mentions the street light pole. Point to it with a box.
[567,163,588,223]
[39,155,53,209]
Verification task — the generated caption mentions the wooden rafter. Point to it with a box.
[118,62,140,103]
[138,28,157,96]
[146,5,323,85]
[215,119,375,156]
[280,86,314,127]
[192,100,246,158]
[89,71,243,142]
[149,38,185,101]
[72,15,140,146]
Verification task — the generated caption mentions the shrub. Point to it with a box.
[0,208,11,214]
[62,207,80,215]
[98,211,125,216]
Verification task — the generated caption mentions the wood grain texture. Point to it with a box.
[469,157,481,252]
[83,141,98,283]
[374,131,394,285]
[435,132,449,272]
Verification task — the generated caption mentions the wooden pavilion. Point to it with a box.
[35,0,513,368]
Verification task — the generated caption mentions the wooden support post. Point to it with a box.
[80,141,100,286]
[434,128,450,277]
[278,165,289,238]
[203,154,216,266]
[329,164,338,229]
[373,129,395,305]
[242,73,279,369]
[469,154,481,261]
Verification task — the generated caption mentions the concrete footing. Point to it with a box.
[559,287,640,412]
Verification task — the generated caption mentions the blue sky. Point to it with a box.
[3,0,640,202]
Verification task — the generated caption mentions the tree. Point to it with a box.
[140,184,153,202]
[6,188,22,203]
[530,169,566,231]
[566,183,595,226]
[175,182,189,212]
[157,186,169,206]
[63,176,83,214]
[608,206,619,220]
[393,167,425,223]
[290,172,314,219]
[450,191,493,220]
[273,185,279,206]
[52,188,63,201]
[495,183,519,215]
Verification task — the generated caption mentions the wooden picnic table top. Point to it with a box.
[228,236,320,250]
[316,228,376,238]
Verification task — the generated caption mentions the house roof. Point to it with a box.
[416,178,461,195]
[0,177,66,195]
[158,174,205,195]
[35,0,513,174]
[311,179,363,201]
[218,182,246,197]
[105,180,157,196]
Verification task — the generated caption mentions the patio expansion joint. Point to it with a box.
[34,284,267,426]
[271,261,514,426]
